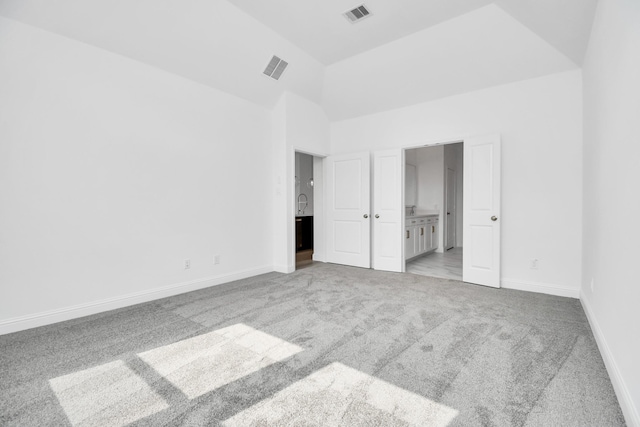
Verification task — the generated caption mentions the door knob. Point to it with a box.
[491,216,498,221]
[363,214,369,219]
[375,214,380,218]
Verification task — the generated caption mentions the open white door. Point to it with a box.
[463,134,501,288]
[325,152,371,268]
[372,149,403,272]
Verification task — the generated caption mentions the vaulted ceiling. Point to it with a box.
[0,0,598,120]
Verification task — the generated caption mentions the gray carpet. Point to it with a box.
[0,263,626,426]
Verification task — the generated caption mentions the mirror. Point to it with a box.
[405,164,417,207]
[297,193,308,215]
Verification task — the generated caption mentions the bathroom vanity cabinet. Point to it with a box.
[295,216,314,252]
[405,215,438,260]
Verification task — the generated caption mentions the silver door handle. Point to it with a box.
[491,216,498,221]
[375,214,380,218]
[363,214,369,219]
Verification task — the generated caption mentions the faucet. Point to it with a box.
[297,193,308,215]
[409,206,415,216]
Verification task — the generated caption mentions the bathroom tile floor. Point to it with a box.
[406,247,462,281]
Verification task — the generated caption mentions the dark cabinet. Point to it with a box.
[295,216,313,252]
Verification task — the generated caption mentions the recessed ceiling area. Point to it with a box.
[323,4,579,120]
[228,0,493,65]
[227,0,598,65]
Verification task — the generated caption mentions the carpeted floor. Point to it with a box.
[0,263,626,426]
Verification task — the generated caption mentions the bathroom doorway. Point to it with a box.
[295,152,318,269]
[404,142,463,280]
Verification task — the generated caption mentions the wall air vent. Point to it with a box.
[263,55,289,81]
[343,4,372,23]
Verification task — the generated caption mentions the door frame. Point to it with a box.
[289,148,327,272]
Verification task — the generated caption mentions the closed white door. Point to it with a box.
[463,134,501,288]
[325,152,371,268]
[372,149,403,272]
[445,167,456,250]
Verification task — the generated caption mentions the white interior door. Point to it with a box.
[325,152,371,268]
[372,149,403,272]
[463,134,501,288]
[445,167,456,250]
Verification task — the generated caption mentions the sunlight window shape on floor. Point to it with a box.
[222,362,458,426]
[48,360,169,427]
[137,323,303,399]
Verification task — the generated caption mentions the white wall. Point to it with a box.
[272,92,329,272]
[406,144,462,253]
[271,96,291,273]
[410,146,446,253]
[581,0,640,425]
[0,18,274,332]
[415,146,444,215]
[444,143,464,248]
[331,70,583,297]
[405,150,417,167]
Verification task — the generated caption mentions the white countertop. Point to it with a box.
[406,211,439,218]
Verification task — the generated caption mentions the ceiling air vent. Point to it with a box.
[263,55,288,81]
[343,4,372,23]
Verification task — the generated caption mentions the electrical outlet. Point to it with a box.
[184,259,191,270]
[214,255,220,265]
[530,258,539,269]
[591,278,595,292]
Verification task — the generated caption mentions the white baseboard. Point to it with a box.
[0,265,273,336]
[581,293,640,427]
[501,278,580,298]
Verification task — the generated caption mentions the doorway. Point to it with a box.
[294,152,319,269]
[321,134,500,288]
[404,143,464,281]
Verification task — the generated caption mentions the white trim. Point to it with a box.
[501,278,579,298]
[273,264,295,274]
[581,293,640,427]
[0,266,273,336]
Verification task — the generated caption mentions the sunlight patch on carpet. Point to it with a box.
[138,323,303,399]
[223,362,458,426]
[49,360,169,427]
